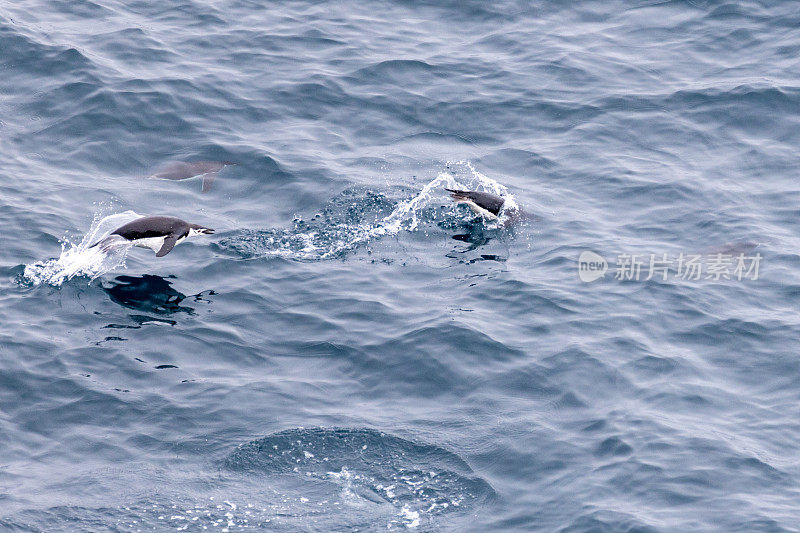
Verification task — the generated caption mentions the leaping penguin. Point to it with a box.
[445,188,507,219]
[90,216,214,257]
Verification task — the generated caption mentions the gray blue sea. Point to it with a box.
[2,1,800,531]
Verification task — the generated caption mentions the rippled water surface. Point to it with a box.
[2,1,800,531]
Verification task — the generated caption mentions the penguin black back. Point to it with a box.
[112,216,190,241]
[445,188,505,216]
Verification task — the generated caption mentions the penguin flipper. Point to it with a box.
[201,172,217,193]
[156,235,179,257]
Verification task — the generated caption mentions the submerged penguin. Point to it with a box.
[90,216,214,257]
[445,188,509,219]
[145,161,236,193]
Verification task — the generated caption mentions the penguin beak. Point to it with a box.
[200,227,215,235]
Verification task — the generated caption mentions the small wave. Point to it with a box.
[225,427,495,529]
[21,210,143,287]
[219,161,518,261]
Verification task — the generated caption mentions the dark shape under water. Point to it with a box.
[702,241,761,256]
[102,274,194,315]
[146,161,236,192]
[452,232,491,246]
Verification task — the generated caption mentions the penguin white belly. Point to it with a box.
[464,200,499,220]
[132,236,168,252]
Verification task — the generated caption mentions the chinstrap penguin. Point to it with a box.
[90,216,214,257]
[445,188,507,219]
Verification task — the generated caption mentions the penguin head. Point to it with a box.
[189,224,215,236]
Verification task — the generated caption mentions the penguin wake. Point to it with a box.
[219,162,518,261]
[22,211,144,287]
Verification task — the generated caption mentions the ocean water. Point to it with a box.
[1,0,800,530]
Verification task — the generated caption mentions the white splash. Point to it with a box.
[23,210,143,287]
[238,161,516,261]
[326,467,360,501]
[386,160,517,232]
[330,160,517,252]
[399,505,421,529]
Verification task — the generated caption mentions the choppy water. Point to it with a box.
[2,1,800,531]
